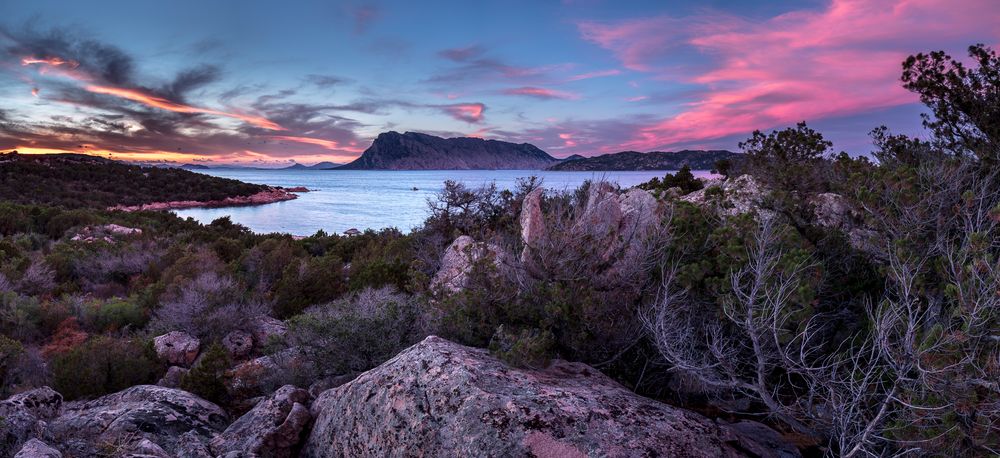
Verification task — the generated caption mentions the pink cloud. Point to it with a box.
[439,103,485,123]
[578,0,1000,150]
[567,69,621,81]
[502,86,581,100]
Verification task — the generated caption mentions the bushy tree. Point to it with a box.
[902,44,1000,160]
[50,336,162,400]
[180,343,231,406]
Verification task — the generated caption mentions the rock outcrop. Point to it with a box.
[210,385,312,457]
[250,316,288,348]
[681,174,770,217]
[0,387,63,456]
[430,235,503,292]
[223,330,254,360]
[339,131,557,170]
[156,365,189,389]
[153,331,200,366]
[303,336,796,458]
[14,438,62,458]
[47,385,228,456]
[520,183,664,285]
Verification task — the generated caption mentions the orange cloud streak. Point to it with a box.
[85,85,284,130]
[21,56,79,67]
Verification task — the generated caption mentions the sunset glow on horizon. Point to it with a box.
[2,0,999,166]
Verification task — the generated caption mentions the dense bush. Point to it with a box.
[50,336,162,400]
[180,343,231,406]
[285,286,425,376]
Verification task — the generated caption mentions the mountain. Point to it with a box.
[309,161,341,170]
[338,131,557,170]
[546,150,739,171]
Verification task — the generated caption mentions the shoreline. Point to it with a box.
[108,187,301,212]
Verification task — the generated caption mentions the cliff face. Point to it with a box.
[547,149,739,171]
[339,131,557,170]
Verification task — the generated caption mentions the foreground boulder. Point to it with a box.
[210,385,312,457]
[303,336,796,457]
[0,387,63,456]
[153,331,200,366]
[47,385,228,456]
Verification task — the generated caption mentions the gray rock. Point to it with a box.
[519,187,545,249]
[47,385,228,456]
[14,438,62,458]
[153,331,200,366]
[210,385,312,457]
[726,420,801,458]
[303,336,796,458]
[223,330,254,360]
[156,366,188,389]
[175,430,214,458]
[128,438,171,457]
[430,235,502,293]
[682,175,771,217]
[249,316,288,348]
[0,387,63,457]
[307,373,358,399]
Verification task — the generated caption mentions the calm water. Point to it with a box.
[174,169,710,235]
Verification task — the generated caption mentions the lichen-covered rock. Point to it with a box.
[303,336,796,458]
[430,235,502,293]
[14,438,62,458]
[249,316,288,348]
[156,366,188,389]
[47,385,228,456]
[682,174,770,217]
[0,387,63,457]
[153,331,200,366]
[227,347,313,399]
[210,385,312,457]
[175,430,214,458]
[519,187,546,248]
[223,330,254,360]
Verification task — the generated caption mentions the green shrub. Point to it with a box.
[488,325,554,369]
[180,343,231,405]
[286,287,423,376]
[273,254,347,318]
[50,336,162,400]
[82,297,149,332]
[638,164,704,196]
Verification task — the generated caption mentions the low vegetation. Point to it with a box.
[0,152,266,208]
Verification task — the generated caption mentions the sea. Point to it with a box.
[174,169,713,236]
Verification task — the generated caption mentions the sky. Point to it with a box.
[0,0,998,166]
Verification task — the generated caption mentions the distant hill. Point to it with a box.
[0,152,268,208]
[180,163,211,170]
[283,161,342,170]
[546,150,740,171]
[338,131,558,170]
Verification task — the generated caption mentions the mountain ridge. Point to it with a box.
[338,131,558,170]
[546,149,740,171]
